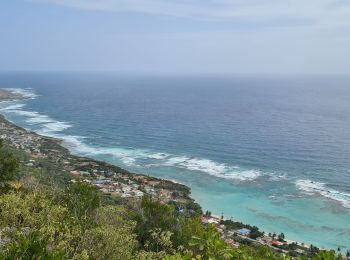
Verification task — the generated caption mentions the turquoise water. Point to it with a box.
[0,72,349,250]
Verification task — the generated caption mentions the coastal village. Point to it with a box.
[0,115,195,208]
[0,90,345,258]
[0,114,321,258]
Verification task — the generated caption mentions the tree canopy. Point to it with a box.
[0,139,19,184]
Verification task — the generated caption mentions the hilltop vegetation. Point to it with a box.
[0,139,347,259]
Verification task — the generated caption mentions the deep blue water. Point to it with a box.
[0,72,350,250]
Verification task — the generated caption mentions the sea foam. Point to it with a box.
[163,156,261,181]
[296,179,350,208]
[61,142,263,181]
[4,107,72,134]
[0,103,27,110]
[0,93,72,135]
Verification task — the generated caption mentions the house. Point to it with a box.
[271,241,284,246]
[227,230,235,236]
[224,239,239,249]
[122,186,131,192]
[80,171,91,176]
[78,161,98,167]
[295,249,305,255]
[238,228,251,235]
[135,191,144,197]
[145,186,155,194]
[207,217,220,224]
[95,179,111,184]
[259,236,273,244]
[71,170,81,176]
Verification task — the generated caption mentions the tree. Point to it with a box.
[278,232,285,242]
[233,245,278,260]
[308,244,320,257]
[84,205,138,259]
[173,216,205,249]
[0,139,19,188]
[249,228,264,240]
[0,192,76,258]
[312,250,343,260]
[63,179,100,221]
[144,228,175,254]
[0,190,140,259]
[135,196,177,247]
[75,225,136,260]
[189,224,234,259]
[288,242,298,251]
[205,210,211,217]
[4,230,65,259]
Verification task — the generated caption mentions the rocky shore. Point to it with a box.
[0,89,29,101]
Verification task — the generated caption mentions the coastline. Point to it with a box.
[0,89,30,101]
[0,89,198,207]
[0,89,341,255]
[0,112,200,211]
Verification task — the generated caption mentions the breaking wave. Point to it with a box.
[0,88,72,135]
[85,148,263,181]
[73,146,262,181]
[0,105,72,135]
[0,103,27,110]
[296,179,350,209]
[163,156,261,181]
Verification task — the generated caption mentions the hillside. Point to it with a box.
[0,114,347,259]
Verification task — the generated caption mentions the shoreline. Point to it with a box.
[0,89,341,254]
[0,89,31,101]
[0,112,200,210]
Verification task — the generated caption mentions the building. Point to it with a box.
[271,241,284,246]
[238,228,251,235]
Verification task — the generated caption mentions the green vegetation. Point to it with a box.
[0,140,346,259]
[0,139,20,193]
[0,139,19,181]
[220,219,264,239]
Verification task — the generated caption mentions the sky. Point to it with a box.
[0,0,350,74]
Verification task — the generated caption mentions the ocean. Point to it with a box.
[0,72,349,250]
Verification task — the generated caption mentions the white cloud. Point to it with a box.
[28,0,350,26]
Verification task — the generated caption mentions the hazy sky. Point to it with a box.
[1,0,350,74]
